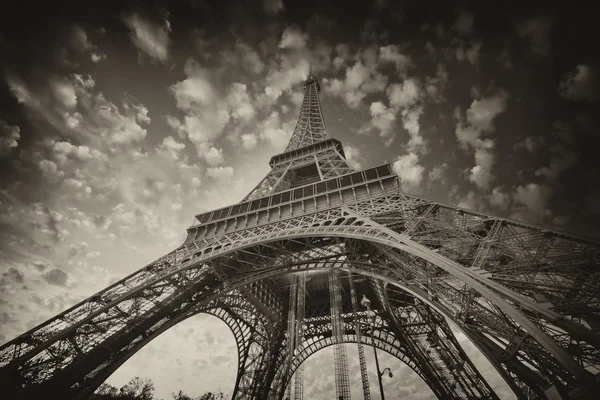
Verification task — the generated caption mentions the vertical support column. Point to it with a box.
[294,273,306,400]
[329,270,351,399]
[285,276,298,400]
[348,271,371,400]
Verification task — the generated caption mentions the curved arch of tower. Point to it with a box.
[1,74,599,400]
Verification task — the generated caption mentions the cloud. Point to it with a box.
[123,12,172,63]
[324,61,387,108]
[50,79,78,109]
[425,64,449,103]
[455,91,508,190]
[512,183,553,222]
[343,144,363,169]
[264,55,310,102]
[2,268,24,284]
[428,163,448,182]
[517,15,554,57]
[457,190,485,211]
[514,136,545,153]
[367,102,396,138]
[379,45,411,75]
[169,59,237,152]
[558,63,598,101]
[263,0,285,16]
[465,41,482,64]
[0,120,20,156]
[332,44,350,70]
[258,111,293,152]
[392,152,425,193]
[401,106,425,152]
[203,147,224,166]
[158,136,186,160]
[279,26,308,50]
[452,10,474,35]
[241,133,258,150]
[206,166,234,179]
[233,42,265,74]
[39,160,65,181]
[43,268,69,286]
[488,187,510,211]
[387,78,421,109]
[68,241,89,258]
[51,141,94,165]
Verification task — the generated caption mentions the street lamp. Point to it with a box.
[360,295,393,400]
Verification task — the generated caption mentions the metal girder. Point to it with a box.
[2,73,600,400]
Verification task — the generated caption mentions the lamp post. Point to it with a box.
[361,295,393,400]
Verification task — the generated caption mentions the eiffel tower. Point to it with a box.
[1,74,600,400]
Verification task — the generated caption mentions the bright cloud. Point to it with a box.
[123,12,172,63]
[559,63,598,101]
[392,152,425,193]
[455,91,509,190]
[0,120,20,155]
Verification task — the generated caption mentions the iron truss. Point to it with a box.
[1,75,599,400]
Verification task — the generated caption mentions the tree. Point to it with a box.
[90,376,224,400]
[119,376,155,400]
[172,390,225,400]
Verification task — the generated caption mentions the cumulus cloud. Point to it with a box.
[158,136,186,160]
[458,190,485,211]
[558,63,598,101]
[517,15,554,57]
[51,141,94,165]
[169,59,255,154]
[279,26,308,50]
[241,133,258,150]
[324,61,387,108]
[512,183,553,222]
[206,166,234,179]
[222,42,265,74]
[39,159,65,181]
[258,111,294,152]
[387,78,421,109]
[367,102,396,138]
[455,91,509,190]
[379,45,411,75]
[488,187,510,210]
[0,120,20,156]
[203,147,224,166]
[50,79,78,109]
[123,12,172,63]
[264,55,310,102]
[401,106,425,152]
[44,74,151,146]
[343,143,363,170]
[392,152,425,193]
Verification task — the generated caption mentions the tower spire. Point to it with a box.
[284,73,328,151]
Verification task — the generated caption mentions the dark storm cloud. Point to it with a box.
[2,268,24,284]
[42,268,69,286]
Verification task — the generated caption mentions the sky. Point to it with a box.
[0,0,598,398]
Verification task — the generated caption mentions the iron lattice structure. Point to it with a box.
[1,74,600,400]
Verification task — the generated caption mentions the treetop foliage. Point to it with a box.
[90,376,225,400]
